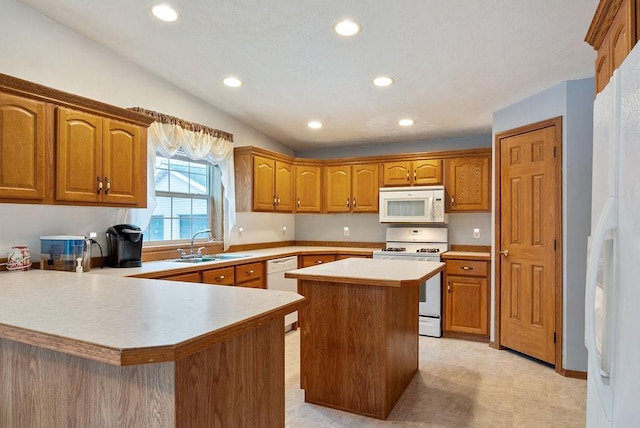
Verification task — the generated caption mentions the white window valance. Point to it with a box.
[118,111,235,250]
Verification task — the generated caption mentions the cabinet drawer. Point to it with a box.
[301,254,336,268]
[445,260,487,277]
[235,262,264,284]
[160,271,202,283]
[202,267,235,285]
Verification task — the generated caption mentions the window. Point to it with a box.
[145,154,223,243]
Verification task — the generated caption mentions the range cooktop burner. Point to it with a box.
[382,247,406,252]
[417,248,440,253]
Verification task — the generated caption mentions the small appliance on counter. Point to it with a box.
[106,224,143,268]
[40,236,91,272]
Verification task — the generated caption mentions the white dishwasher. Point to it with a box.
[267,256,299,331]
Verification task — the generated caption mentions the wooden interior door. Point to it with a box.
[498,122,559,365]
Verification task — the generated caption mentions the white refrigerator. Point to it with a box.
[585,42,640,427]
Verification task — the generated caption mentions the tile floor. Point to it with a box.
[284,331,586,427]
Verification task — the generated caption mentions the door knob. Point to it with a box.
[500,250,509,257]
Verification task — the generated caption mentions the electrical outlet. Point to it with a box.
[473,228,481,239]
[282,226,287,235]
[89,232,97,239]
[343,226,350,237]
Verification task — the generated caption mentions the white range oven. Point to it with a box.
[372,227,447,338]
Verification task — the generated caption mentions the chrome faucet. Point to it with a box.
[178,229,213,258]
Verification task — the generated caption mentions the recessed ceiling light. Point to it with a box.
[151,5,178,22]
[372,76,394,87]
[334,20,361,37]
[307,121,323,129]
[223,76,242,88]
[399,119,414,126]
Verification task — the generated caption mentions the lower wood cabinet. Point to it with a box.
[443,258,489,337]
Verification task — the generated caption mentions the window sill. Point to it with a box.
[142,242,224,262]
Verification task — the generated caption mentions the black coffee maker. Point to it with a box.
[106,224,143,268]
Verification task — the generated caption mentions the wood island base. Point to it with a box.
[297,279,419,420]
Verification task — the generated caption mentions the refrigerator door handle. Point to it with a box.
[585,196,617,420]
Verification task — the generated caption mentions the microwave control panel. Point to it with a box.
[433,197,444,221]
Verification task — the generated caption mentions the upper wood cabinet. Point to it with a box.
[586,0,639,93]
[252,155,293,212]
[382,159,442,187]
[294,163,322,213]
[445,156,490,212]
[325,163,379,213]
[0,73,153,207]
[0,92,46,201]
[56,108,144,206]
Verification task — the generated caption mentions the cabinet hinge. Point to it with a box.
[553,332,557,344]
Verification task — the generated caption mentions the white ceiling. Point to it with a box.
[18,0,599,151]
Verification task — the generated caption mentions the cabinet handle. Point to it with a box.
[460,266,473,270]
[346,198,350,208]
[353,198,356,208]
[96,177,103,194]
[273,196,277,207]
[277,197,281,204]
[104,177,110,194]
[315,260,323,264]
[297,197,300,208]
[451,195,455,206]
[447,281,451,293]
[406,171,410,181]
[414,170,417,180]
[247,269,254,275]
[216,275,225,280]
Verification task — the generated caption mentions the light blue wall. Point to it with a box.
[295,135,491,159]
[492,77,594,372]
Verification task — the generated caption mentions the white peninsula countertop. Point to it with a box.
[285,257,444,287]
[0,269,305,366]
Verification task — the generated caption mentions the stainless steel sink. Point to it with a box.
[168,254,252,263]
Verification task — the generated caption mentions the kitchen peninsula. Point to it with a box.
[285,258,444,419]
[0,270,304,427]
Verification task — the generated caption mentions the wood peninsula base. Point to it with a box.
[0,318,284,427]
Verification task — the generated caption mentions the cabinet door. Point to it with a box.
[56,107,103,203]
[445,275,488,335]
[413,159,442,185]
[274,160,293,212]
[325,165,351,213]
[103,119,142,205]
[253,155,275,211]
[0,93,46,200]
[446,156,490,212]
[351,163,379,212]
[294,164,321,212]
[382,161,411,186]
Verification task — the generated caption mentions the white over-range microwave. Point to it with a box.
[379,186,448,224]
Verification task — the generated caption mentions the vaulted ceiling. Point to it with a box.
[19,0,598,151]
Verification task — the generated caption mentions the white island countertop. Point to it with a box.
[285,257,444,287]
[0,270,305,366]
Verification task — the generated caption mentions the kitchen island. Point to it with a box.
[0,270,305,427]
[285,258,444,419]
